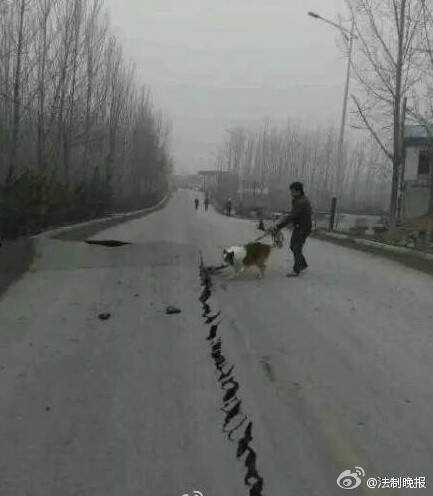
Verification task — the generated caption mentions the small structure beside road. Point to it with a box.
[402,125,433,221]
[401,125,433,246]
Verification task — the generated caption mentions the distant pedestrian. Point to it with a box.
[194,198,199,210]
[204,197,209,212]
[267,182,312,277]
[226,199,232,216]
[257,218,265,231]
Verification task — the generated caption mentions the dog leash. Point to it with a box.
[253,229,284,248]
[253,233,268,242]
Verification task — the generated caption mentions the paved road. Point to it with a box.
[1,190,432,496]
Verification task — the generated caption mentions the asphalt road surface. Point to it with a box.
[1,190,432,496]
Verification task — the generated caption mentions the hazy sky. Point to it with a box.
[105,0,352,174]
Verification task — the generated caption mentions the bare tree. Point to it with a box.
[215,119,391,214]
[414,1,433,223]
[6,0,30,184]
[0,0,173,237]
[80,0,106,181]
[412,1,433,127]
[348,0,425,226]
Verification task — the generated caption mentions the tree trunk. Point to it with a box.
[390,0,407,228]
[7,0,26,185]
[37,0,51,172]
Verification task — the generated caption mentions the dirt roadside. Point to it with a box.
[0,239,35,297]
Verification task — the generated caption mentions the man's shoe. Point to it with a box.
[286,270,300,277]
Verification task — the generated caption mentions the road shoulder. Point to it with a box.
[312,230,433,276]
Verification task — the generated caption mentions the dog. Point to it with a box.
[223,242,272,279]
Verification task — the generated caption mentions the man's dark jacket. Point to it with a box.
[276,194,312,234]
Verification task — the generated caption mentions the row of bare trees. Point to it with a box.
[348,0,432,225]
[216,0,433,223]
[216,122,391,214]
[0,0,172,237]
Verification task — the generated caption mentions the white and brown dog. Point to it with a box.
[223,242,272,279]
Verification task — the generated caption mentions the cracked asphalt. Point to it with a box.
[0,190,432,496]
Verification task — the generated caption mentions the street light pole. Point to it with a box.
[334,19,355,211]
[308,12,357,230]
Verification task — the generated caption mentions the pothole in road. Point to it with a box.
[199,259,265,496]
[85,239,132,247]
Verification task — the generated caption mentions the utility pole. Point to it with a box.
[308,12,357,231]
[334,19,355,200]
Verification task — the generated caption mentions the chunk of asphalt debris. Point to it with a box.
[166,305,181,315]
[98,312,111,321]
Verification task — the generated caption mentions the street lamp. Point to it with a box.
[308,11,357,230]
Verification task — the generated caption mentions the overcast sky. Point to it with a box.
[105,0,352,174]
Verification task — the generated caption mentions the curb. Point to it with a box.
[33,193,171,240]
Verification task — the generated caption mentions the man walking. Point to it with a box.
[268,182,312,277]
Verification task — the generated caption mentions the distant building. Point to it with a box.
[402,125,433,220]
[198,170,219,193]
[171,173,202,189]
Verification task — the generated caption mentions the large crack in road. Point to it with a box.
[199,260,265,496]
